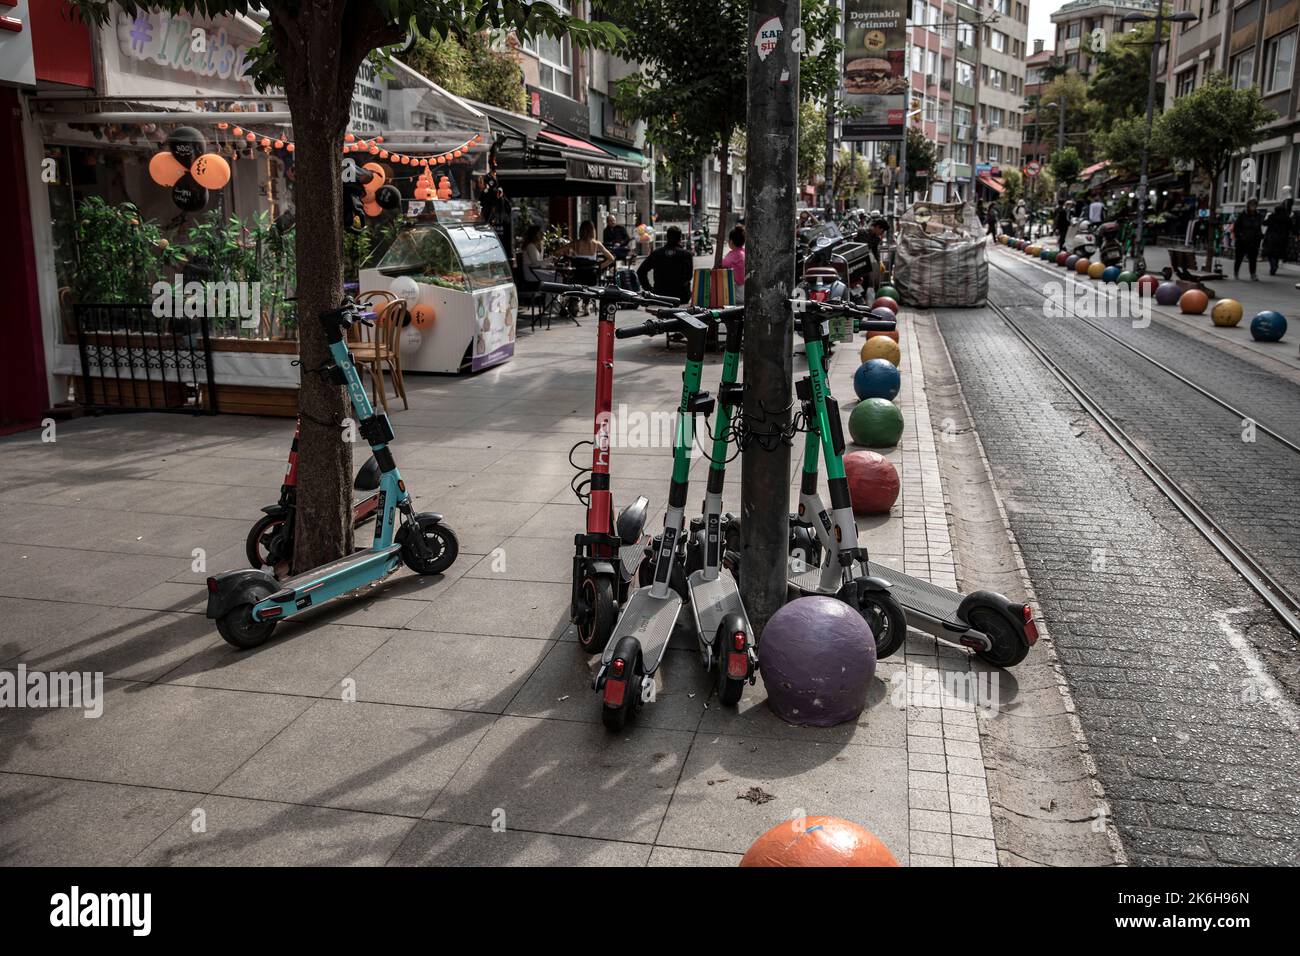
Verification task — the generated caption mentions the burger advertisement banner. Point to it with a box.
[841,0,908,141]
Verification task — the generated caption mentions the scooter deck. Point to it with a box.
[687,569,749,641]
[602,587,681,669]
[789,560,968,633]
[268,544,403,601]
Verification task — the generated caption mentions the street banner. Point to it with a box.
[841,0,908,141]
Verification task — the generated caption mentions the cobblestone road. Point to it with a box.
[935,249,1300,865]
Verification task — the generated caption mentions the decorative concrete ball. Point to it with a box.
[845,450,900,516]
[853,358,901,401]
[1056,251,1070,266]
[1087,261,1106,280]
[390,276,420,304]
[860,334,901,367]
[758,596,877,727]
[868,329,901,343]
[869,306,898,325]
[411,303,437,328]
[876,285,900,302]
[1250,310,1288,342]
[1075,257,1092,274]
[741,816,899,867]
[1211,298,1244,327]
[1101,266,1122,283]
[1065,254,1080,270]
[1135,274,1161,297]
[848,397,904,448]
[1154,281,1182,306]
[871,296,899,314]
[1117,270,1137,285]
[1178,289,1208,315]
[1041,248,1056,261]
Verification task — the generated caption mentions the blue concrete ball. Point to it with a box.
[853,358,901,401]
[1250,310,1287,342]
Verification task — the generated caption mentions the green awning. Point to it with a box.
[593,140,646,165]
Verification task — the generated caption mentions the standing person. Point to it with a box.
[635,225,694,303]
[1054,201,1070,250]
[1013,200,1028,238]
[1087,193,1105,225]
[986,201,1000,238]
[1232,198,1264,281]
[1262,202,1293,276]
[721,225,746,303]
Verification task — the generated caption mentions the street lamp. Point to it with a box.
[1123,6,1199,270]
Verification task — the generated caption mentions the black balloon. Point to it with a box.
[171,174,209,212]
[374,184,401,210]
[168,126,207,167]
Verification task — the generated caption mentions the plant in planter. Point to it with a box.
[73,196,182,305]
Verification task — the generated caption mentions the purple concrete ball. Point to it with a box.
[1154,281,1182,306]
[759,596,877,727]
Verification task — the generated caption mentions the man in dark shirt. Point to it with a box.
[603,214,631,261]
[636,225,694,303]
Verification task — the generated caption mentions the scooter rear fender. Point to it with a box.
[205,568,278,619]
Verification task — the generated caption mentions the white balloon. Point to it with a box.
[390,276,420,304]
[400,326,423,353]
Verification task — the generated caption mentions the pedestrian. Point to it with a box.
[1232,198,1264,281]
[1087,194,1105,225]
[1262,202,1292,276]
[986,201,999,238]
[636,225,694,304]
[1054,201,1070,250]
[721,224,746,302]
[1013,200,1027,238]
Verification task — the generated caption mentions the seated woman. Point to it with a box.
[554,221,615,314]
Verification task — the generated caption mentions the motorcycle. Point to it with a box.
[691,227,715,256]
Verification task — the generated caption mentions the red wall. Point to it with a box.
[31,0,94,88]
[0,85,49,432]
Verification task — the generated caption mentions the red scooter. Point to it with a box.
[245,420,382,577]
[541,280,678,652]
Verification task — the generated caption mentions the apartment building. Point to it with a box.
[1165,0,1300,212]
[1021,40,1056,166]
[1050,0,1161,76]
[977,0,1031,177]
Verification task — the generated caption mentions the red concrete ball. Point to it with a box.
[1055,251,1069,266]
[845,450,900,516]
[1135,274,1161,297]
[871,296,899,314]
[741,816,899,867]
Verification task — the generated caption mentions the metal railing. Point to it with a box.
[72,304,218,414]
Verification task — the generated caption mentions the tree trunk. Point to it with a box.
[714,143,732,269]
[1206,165,1219,271]
[268,2,401,573]
[741,0,800,639]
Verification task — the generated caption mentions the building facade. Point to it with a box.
[1021,40,1056,167]
[977,0,1030,176]
[1050,0,1162,77]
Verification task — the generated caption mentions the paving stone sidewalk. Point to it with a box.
[1,304,1006,867]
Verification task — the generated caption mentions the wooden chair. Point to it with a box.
[350,299,409,413]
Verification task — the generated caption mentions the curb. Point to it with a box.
[916,307,1128,867]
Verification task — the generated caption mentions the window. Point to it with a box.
[925,99,938,122]
[912,0,927,25]
[1231,48,1256,89]
[955,105,972,128]
[926,50,937,75]
[912,46,923,72]
[990,30,1007,53]
[988,145,1002,163]
[957,22,975,46]
[1175,66,1197,98]
[1068,22,1082,39]
[993,0,1009,14]
[1264,31,1295,94]
[1259,150,1281,199]
[989,106,1005,129]
[522,1,573,96]
[988,68,1006,90]
[956,61,974,87]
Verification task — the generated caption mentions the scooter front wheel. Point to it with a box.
[216,604,276,650]
[576,576,616,654]
[968,607,1030,668]
[856,589,908,660]
[246,513,289,570]
[399,515,460,575]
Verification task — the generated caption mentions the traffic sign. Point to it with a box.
[1025,161,1041,178]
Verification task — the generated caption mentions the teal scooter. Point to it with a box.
[205,300,460,649]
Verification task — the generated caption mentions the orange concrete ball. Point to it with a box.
[1179,289,1209,314]
[741,816,899,867]
[1075,257,1092,274]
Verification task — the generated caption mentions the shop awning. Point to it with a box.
[593,140,647,165]
[538,128,611,156]
[978,174,1005,194]
[1080,159,1112,179]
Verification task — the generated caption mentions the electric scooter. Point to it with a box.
[245,420,382,576]
[205,300,460,649]
[539,281,680,653]
[789,298,1039,668]
[595,310,755,730]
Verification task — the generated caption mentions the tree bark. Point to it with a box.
[741,0,799,639]
[1206,165,1219,271]
[268,1,401,573]
[714,142,732,269]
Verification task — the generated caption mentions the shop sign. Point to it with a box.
[601,102,635,146]
[527,85,589,137]
[351,61,389,133]
[113,9,255,92]
[567,157,642,185]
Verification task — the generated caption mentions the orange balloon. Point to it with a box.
[362,162,386,193]
[369,145,380,155]
[375,135,385,143]
[411,303,436,328]
[345,133,356,142]
[148,150,187,187]
[741,817,899,867]
[191,152,231,190]
[363,198,383,218]
[273,139,284,149]
[232,126,243,137]
[287,143,295,153]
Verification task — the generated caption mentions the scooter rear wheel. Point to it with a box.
[399,515,460,575]
[216,604,276,650]
[856,589,908,660]
[246,513,289,570]
[576,576,616,654]
[969,608,1030,668]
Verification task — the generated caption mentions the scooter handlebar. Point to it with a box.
[540,282,677,308]
[615,313,691,339]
